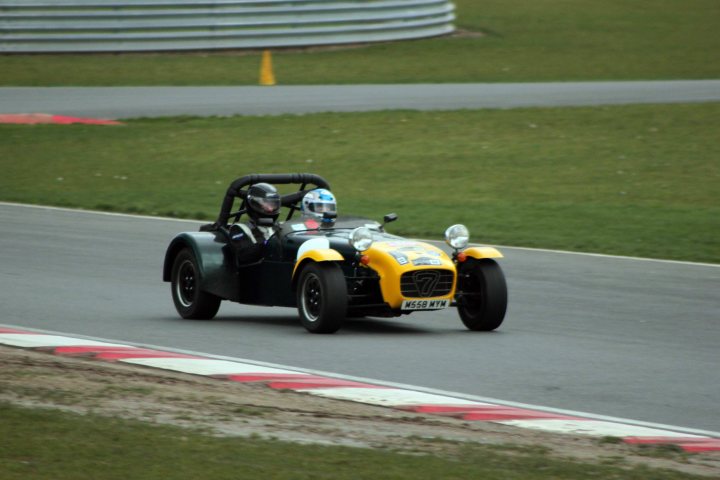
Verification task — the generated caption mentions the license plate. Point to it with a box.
[401,299,450,311]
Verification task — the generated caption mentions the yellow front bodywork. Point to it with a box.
[363,241,457,309]
[290,240,504,312]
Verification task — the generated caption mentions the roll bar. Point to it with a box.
[215,173,331,225]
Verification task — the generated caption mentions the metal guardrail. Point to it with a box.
[0,0,456,53]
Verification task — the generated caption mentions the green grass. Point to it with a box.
[1,103,718,263]
[0,403,704,480]
[1,0,719,85]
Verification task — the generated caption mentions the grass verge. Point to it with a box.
[1,0,718,85]
[1,103,718,263]
[0,403,706,480]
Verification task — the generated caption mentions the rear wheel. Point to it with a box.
[296,263,347,334]
[171,248,221,320]
[456,259,507,331]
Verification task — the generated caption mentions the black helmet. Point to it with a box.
[246,183,281,221]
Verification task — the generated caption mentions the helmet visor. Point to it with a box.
[312,201,336,214]
[257,196,281,214]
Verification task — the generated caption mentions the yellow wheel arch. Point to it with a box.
[292,249,344,287]
[462,246,503,260]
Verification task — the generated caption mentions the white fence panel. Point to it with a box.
[0,0,456,52]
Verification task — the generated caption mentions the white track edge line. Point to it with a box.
[2,323,718,439]
[2,201,717,268]
[0,201,204,224]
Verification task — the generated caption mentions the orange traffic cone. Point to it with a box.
[259,50,276,86]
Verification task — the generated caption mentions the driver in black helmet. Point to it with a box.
[229,183,281,263]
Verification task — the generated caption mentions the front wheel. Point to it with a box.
[456,259,507,331]
[296,263,347,334]
[171,248,221,320]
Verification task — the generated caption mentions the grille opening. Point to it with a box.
[400,269,453,298]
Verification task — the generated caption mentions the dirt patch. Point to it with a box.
[0,345,717,476]
[452,28,486,39]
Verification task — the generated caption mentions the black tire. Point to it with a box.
[296,262,347,334]
[171,248,221,320]
[456,259,507,331]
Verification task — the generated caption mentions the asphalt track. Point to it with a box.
[1,202,718,433]
[2,80,720,118]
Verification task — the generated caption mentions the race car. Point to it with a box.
[163,173,507,334]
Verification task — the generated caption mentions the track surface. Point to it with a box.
[2,80,720,118]
[1,203,718,432]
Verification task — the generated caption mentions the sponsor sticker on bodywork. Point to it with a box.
[389,251,409,265]
[412,257,442,266]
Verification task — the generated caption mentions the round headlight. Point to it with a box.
[349,227,374,252]
[444,224,469,250]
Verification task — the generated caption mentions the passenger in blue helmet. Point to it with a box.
[301,188,337,222]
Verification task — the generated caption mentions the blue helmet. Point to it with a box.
[302,188,336,219]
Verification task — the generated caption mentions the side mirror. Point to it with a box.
[382,213,398,230]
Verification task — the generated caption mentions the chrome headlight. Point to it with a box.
[349,227,374,252]
[444,224,469,250]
